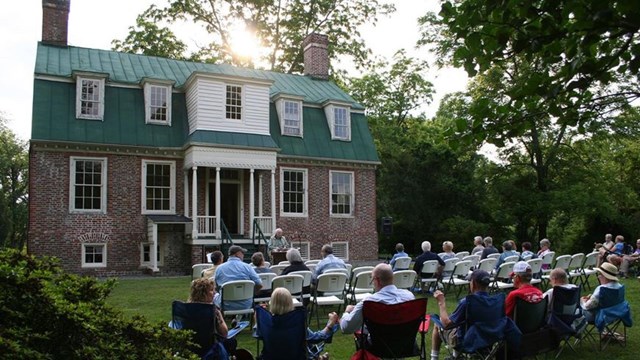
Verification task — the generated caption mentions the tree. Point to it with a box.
[0,113,28,249]
[113,0,395,72]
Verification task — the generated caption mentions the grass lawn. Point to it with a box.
[106,274,640,359]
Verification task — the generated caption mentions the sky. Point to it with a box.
[0,0,467,141]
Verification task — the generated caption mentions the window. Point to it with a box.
[226,85,242,120]
[297,242,310,261]
[283,101,302,136]
[281,168,307,216]
[76,76,105,120]
[82,243,107,268]
[330,171,354,216]
[141,242,164,266]
[142,160,176,214]
[145,83,171,125]
[69,157,107,213]
[333,107,350,140]
[331,241,349,261]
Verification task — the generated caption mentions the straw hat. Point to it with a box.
[595,262,619,281]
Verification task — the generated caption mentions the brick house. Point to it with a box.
[28,0,380,276]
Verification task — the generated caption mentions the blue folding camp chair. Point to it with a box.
[582,286,633,351]
[171,300,230,359]
[547,286,586,358]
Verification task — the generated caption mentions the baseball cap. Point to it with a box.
[510,261,531,277]
[228,245,248,255]
[470,269,491,286]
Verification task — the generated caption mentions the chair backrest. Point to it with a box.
[351,266,375,279]
[352,271,374,290]
[305,259,321,265]
[192,263,213,279]
[514,297,548,334]
[503,255,520,263]
[599,286,625,308]
[568,253,584,271]
[542,251,556,266]
[288,270,312,288]
[549,286,582,334]
[221,280,255,302]
[460,293,521,354]
[452,260,473,278]
[477,258,497,272]
[582,251,598,268]
[305,263,317,273]
[494,261,515,280]
[487,253,501,260]
[269,264,287,275]
[272,274,304,297]
[526,258,543,274]
[442,257,459,273]
[362,298,428,358]
[258,273,277,291]
[393,256,412,270]
[553,255,572,270]
[393,270,417,289]
[462,255,480,269]
[316,272,348,294]
[171,301,216,357]
[255,305,306,360]
[456,251,470,260]
[420,260,440,277]
[278,261,290,266]
[324,267,349,276]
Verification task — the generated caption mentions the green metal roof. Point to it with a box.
[186,130,279,150]
[35,43,363,108]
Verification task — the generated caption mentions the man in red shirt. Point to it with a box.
[505,261,543,318]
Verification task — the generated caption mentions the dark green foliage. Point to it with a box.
[0,115,27,249]
[0,249,198,360]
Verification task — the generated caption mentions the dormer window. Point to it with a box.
[75,75,105,120]
[323,102,351,141]
[226,84,243,120]
[144,82,172,125]
[274,95,304,137]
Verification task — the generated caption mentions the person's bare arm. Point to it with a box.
[434,290,452,327]
[215,309,228,338]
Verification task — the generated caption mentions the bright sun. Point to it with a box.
[229,25,263,63]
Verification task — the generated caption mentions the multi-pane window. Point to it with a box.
[283,101,301,136]
[76,77,105,120]
[141,242,163,265]
[330,171,353,216]
[82,244,106,267]
[70,157,107,213]
[145,84,171,124]
[281,168,307,215]
[142,160,175,214]
[333,107,350,140]
[226,85,242,120]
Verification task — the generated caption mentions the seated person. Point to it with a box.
[595,233,614,267]
[281,248,312,301]
[471,236,485,256]
[480,237,499,259]
[505,261,543,318]
[430,270,493,360]
[581,262,623,322]
[252,252,274,274]
[389,242,409,271]
[543,268,578,311]
[259,287,339,345]
[495,240,518,270]
[312,245,347,285]
[202,250,223,279]
[520,241,536,260]
[619,239,640,278]
[440,241,457,278]
[413,241,445,278]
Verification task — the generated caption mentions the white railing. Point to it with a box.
[197,216,217,237]
[255,216,273,236]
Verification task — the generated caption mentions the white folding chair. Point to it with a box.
[476,257,498,275]
[192,263,213,280]
[272,274,305,307]
[542,255,571,287]
[526,258,543,286]
[444,260,472,297]
[306,263,317,273]
[579,252,599,290]
[305,259,321,265]
[254,272,277,304]
[462,254,480,270]
[490,262,515,292]
[541,251,556,275]
[347,270,374,304]
[278,261,290,266]
[419,260,440,293]
[455,251,470,260]
[289,270,313,303]
[393,270,416,290]
[393,256,412,271]
[567,253,585,284]
[220,280,256,318]
[347,266,375,298]
[269,264,287,275]
[439,257,460,288]
[487,253,501,260]
[309,272,348,327]
[503,255,520,263]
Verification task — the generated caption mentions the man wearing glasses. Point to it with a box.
[505,261,544,318]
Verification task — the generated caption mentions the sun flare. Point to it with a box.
[229,25,263,63]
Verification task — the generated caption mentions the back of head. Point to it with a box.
[189,278,214,303]
[443,241,454,252]
[513,261,533,283]
[615,235,624,243]
[395,243,404,252]
[252,252,265,267]
[483,236,493,246]
[550,268,568,285]
[373,263,394,286]
[470,269,491,291]
[421,241,431,252]
[540,238,550,248]
[270,287,295,315]
[474,236,483,245]
[286,248,303,263]
[322,244,333,256]
[211,250,224,265]
[502,241,513,251]
[522,242,532,251]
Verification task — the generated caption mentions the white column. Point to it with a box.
[191,167,198,239]
[215,167,221,239]
[271,169,276,230]
[183,170,189,218]
[249,168,255,233]
[151,223,159,271]
[258,173,264,216]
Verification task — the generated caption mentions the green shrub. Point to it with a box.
[0,249,198,359]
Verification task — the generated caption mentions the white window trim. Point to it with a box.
[331,241,349,261]
[297,241,311,261]
[329,170,355,217]
[69,156,108,214]
[225,84,244,121]
[75,76,105,120]
[140,241,164,266]
[81,243,107,268]
[144,83,172,126]
[141,160,176,215]
[324,103,351,141]
[280,167,308,217]
[275,98,303,137]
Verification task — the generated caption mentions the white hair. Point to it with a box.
[421,241,431,252]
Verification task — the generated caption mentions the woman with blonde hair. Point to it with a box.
[269,288,339,341]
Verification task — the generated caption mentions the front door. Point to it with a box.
[209,183,240,235]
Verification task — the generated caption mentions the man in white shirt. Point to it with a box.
[581,262,623,322]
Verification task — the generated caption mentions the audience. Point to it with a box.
[495,240,518,270]
[340,264,414,334]
[312,245,347,284]
[281,248,311,275]
[413,241,445,278]
[214,245,262,311]
[203,250,224,279]
[520,242,536,260]
[471,236,485,256]
[538,238,552,270]
[581,262,623,322]
[480,237,499,259]
[440,241,457,278]
[505,261,543,318]
[389,243,409,271]
[251,252,273,274]
[187,278,236,355]
[543,268,578,310]
[619,239,640,278]
[596,234,614,267]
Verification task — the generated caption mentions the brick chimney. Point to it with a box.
[42,0,70,46]
[303,33,329,80]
